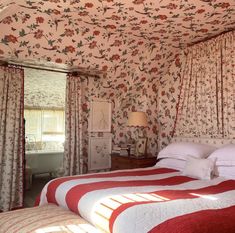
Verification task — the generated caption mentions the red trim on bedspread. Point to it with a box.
[109,180,235,232]
[148,205,235,233]
[66,176,195,214]
[44,168,177,205]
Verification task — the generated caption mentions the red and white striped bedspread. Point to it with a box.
[38,167,235,233]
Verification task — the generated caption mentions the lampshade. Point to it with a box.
[127,111,148,127]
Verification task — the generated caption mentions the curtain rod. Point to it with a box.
[0,60,101,78]
[188,29,234,47]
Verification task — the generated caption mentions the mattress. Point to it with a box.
[0,204,100,233]
[38,167,235,233]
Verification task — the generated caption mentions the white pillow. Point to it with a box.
[158,142,216,161]
[156,158,186,171]
[209,144,235,166]
[214,166,235,179]
[182,157,215,180]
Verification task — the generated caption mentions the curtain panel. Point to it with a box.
[0,66,24,211]
[63,74,83,176]
[174,31,235,138]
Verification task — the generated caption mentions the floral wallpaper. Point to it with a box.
[24,68,66,108]
[158,53,184,149]
[0,1,234,171]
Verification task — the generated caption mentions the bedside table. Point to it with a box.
[110,153,157,171]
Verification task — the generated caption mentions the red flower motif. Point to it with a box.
[2,16,12,24]
[140,20,148,24]
[132,0,145,4]
[5,35,18,43]
[132,26,140,30]
[64,29,74,37]
[105,24,116,29]
[34,30,43,39]
[93,30,100,36]
[158,15,167,20]
[89,41,97,49]
[65,45,75,53]
[36,17,44,23]
[197,9,205,14]
[132,49,138,56]
[117,83,125,89]
[169,87,175,93]
[154,54,161,60]
[183,17,193,21]
[165,3,177,10]
[110,54,120,61]
[152,125,157,134]
[112,40,122,46]
[111,15,121,20]
[85,3,93,8]
[149,67,158,73]
[152,84,157,92]
[209,20,220,25]
[55,58,62,63]
[138,41,144,45]
[175,58,181,67]
[79,11,89,16]
[217,2,230,8]
[102,65,108,71]
[82,103,88,112]
[119,132,124,137]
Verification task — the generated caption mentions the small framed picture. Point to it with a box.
[89,100,112,132]
[88,136,112,171]
[135,137,147,156]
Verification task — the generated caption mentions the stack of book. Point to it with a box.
[112,144,135,156]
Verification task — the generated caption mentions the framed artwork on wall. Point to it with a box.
[135,137,147,156]
[88,136,112,171]
[89,100,111,132]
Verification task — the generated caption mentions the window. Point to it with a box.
[25,109,65,151]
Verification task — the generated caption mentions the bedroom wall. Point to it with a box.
[1,1,234,172]
[158,30,235,149]
[79,63,160,172]
[158,53,184,149]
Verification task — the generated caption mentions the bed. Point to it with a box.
[36,167,235,233]
[0,204,100,233]
[2,137,235,233]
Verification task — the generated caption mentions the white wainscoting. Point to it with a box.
[26,151,63,176]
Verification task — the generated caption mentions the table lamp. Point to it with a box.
[127,111,148,156]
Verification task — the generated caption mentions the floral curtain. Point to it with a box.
[63,73,83,176]
[174,31,235,138]
[0,66,24,212]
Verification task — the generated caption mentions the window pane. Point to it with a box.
[42,110,65,134]
[25,109,65,151]
[24,109,42,142]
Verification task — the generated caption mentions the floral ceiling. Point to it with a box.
[0,0,234,77]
